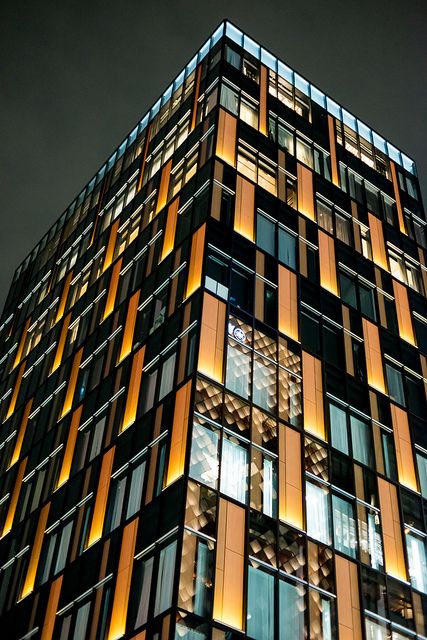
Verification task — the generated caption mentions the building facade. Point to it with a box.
[0,19,426,640]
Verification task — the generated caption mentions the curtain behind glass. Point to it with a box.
[350,415,373,467]
[329,403,349,454]
[306,482,330,545]
[279,579,305,640]
[154,541,177,615]
[247,566,274,640]
[220,438,248,504]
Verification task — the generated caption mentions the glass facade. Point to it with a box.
[0,19,426,640]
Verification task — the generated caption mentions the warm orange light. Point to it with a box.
[335,556,362,639]
[165,381,192,486]
[378,477,407,581]
[55,271,73,324]
[216,109,237,167]
[21,503,51,598]
[390,162,407,235]
[1,457,27,537]
[185,224,206,299]
[279,426,303,529]
[297,162,315,221]
[160,198,179,261]
[121,346,145,432]
[60,348,83,418]
[117,291,140,364]
[391,403,418,491]
[259,66,268,136]
[12,319,30,369]
[5,362,25,422]
[41,576,63,640]
[278,266,299,341]
[362,319,386,394]
[9,399,33,468]
[102,220,120,273]
[318,230,338,296]
[327,115,340,187]
[234,175,255,242]
[302,352,325,440]
[51,313,71,373]
[108,518,138,640]
[56,406,83,489]
[368,213,388,271]
[393,280,416,346]
[87,447,115,548]
[197,293,226,383]
[103,258,122,320]
[155,159,172,215]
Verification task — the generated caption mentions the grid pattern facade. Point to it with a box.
[0,20,426,640]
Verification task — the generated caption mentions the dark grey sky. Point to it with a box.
[1,0,426,312]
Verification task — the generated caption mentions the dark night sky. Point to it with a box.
[1,0,426,312]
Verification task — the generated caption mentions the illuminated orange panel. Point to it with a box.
[259,65,267,136]
[1,457,27,537]
[318,230,338,296]
[60,347,83,418]
[9,399,33,468]
[118,290,140,364]
[278,266,298,341]
[55,271,73,324]
[190,64,202,132]
[279,426,303,529]
[213,498,245,630]
[390,161,407,235]
[5,362,25,422]
[41,576,63,640]
[216,108,237,167]
[160,198,180,261]
[156,158,173,215]
[327,115,340,187]
[51,313,71,373]
[234,175,255,242]
[393,280,416,346]
[378,477,407,580]
[185,224,206,299]
[302,351,325,440]
[21,502,51,598]
[362,318,386,393]
[87,447,115,548]
[121,346,145,432]
[198,293,226,383]
[102,219,120,273]
[297,162,315,221]
[12,318,30,369]
[165,380,192,486]
[335,556,362,640]
[391,403,418,491]
[57,405,83,489]
[368,213,388,271]
[103,258,122,320]
[108,518,138,640]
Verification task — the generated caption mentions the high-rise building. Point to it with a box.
[1,19,426,640]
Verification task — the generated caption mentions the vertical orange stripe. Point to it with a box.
[108,518,139,640]
[12,318,30,369]
[393,280,416,345]
[234,175,255,242]
[41,576,63,640]
[335,556,362,640]
[156,159,173,215]
[160,198,179,261]
[259,65,268,136]
[279,426,303,529]
[5,362,26,421]
[87,447,116,547]
[51,313,71,373]
[185,224,206,298]
[297,163,315,221]
[391,403,417,491]
[318,230,338,296]
[103,258,122,320]
[118,290,140,363]
[55,271,73,323]
[278,266,298,340]
[190,64,202,132]
[378,477,406,580]
[197,293,226,383]
[390,161,406,235]
[57,405,83,488]
[9,399,33,468]
[60,347,83,418]
[102,220,120,273]
[216,109,237,167]
[1,457,27,537]
[21,503,51,598]
[121,346,145,431]
[327,115,339,187]
[368,213,388,271]
[302,352,325,440]
[362,319,386,393]
[165,381,192,486]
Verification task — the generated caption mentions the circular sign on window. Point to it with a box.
[232,326,246,343]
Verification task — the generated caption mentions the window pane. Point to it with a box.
[252,354,276,413]
[359,284,376,321]
[257,214,275,255]
[278,228,296,269]
[350,415,373,467]
[416,451,427,498]
[247,566,275,640]
[279,579,305,640]
[226,341,251,399]
[385,364,406,406]
[296,138,313,168]
[240,98,258,128]
[154,540,177,615]
[335,213,351,244]
[317,200,334,234]
[339,272,357,308]
[126,461,146,519]
[329,402,349,454]
[332,494,357,557]
[278,124,294,155]
[406,531,427,594]
[220,437,248,503]
[189,423,219,488]
[306,481,330,545]
[220,84,239,115]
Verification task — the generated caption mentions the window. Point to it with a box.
[306,481,330,545]
[278,227,297,270]
[360,224,372,259]
[317,200,334,234]
[189,422,219,488]
[229,265,253,313]
[385,363,405,406]
[350,414,374,467]
[279,578,305,640]
[237,143,277,194]
[296,137,313,168]
[278,122,294,155]
[329,401,349,455]
[252,353,276,413]
[154,540,177,615]
[220,84,238,115]
[405,531,427,594]
[416,450,427,498]
[220,434,248,503]
[225,44,241,69]
[240,97,259,128]
[256,212,297,269]
[314,147,331,181]
[335,211,351,245]
[332,494,357,557]
[247,566,275,640]
[257,213,275,255]
[205,250,229,299]
[243,57,259,83]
